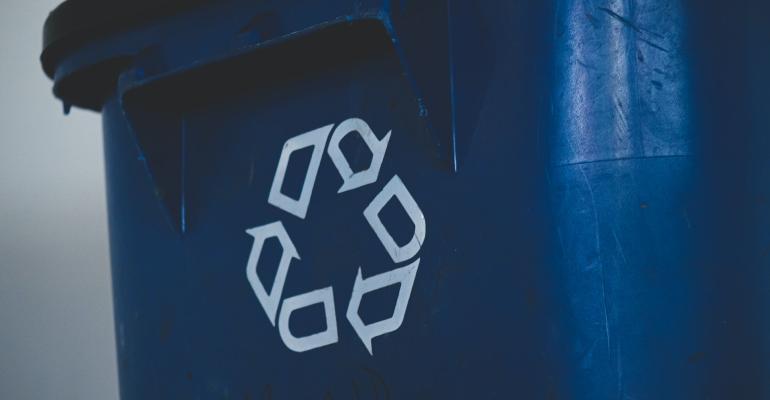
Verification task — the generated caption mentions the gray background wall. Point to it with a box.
[0,0,120,398]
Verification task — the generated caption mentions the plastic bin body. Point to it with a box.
[43,0,769,398]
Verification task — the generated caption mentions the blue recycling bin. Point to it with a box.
[42,0,769,398]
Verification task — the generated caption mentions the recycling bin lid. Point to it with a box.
[41,0,205,79]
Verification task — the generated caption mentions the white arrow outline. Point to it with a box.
[327,118,391,193]
[278,286,339,352]
[268,124,334,219]
[346,259,420,355]
[245,221,300,326]
[363,175,426,263]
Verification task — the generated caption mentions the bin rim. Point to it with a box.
[41,0,206,79]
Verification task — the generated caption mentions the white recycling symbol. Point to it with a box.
[245,117,426,355]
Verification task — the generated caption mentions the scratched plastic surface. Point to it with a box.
[44,0,769,398]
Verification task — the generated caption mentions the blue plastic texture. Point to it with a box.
[44,0,769,398]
